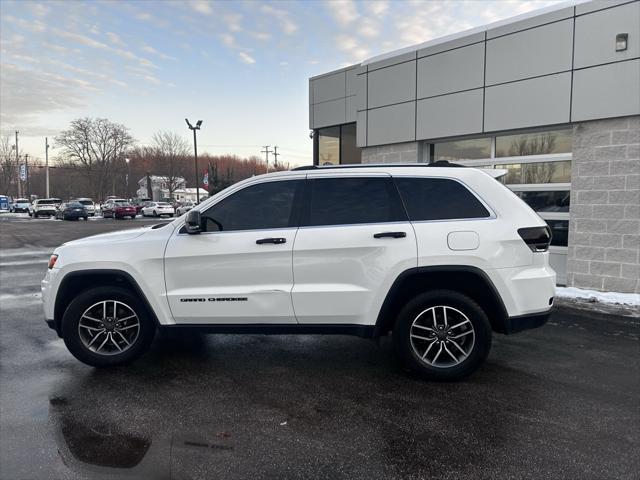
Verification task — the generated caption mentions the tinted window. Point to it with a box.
[515,191,569,212]
[546,219,568,247]
[395,177,490,221]
[201,180,301,232]
[305,177,406,227]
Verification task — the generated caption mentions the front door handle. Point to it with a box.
[373,231,406,239]
[256,237,287,245]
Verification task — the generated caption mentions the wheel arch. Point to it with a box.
[374,266,509,338]
[53,269,161,335]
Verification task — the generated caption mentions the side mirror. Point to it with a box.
[185,210,201,235]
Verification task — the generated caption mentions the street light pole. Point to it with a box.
[185,119,203,203]
[25,154,29,200]
[125,157,130,200]
[45,137,50,198]
[15,131,21,198]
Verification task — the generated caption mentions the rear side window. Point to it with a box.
[395,177,490,221]
[201,180,301,232]
[305,177,406,227]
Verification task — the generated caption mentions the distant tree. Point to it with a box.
[55,117,134,200]
[0,135,18,196]
[151,131,190,200]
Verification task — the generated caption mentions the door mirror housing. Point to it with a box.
[185,210,201,235]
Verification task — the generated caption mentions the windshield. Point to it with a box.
[38,200,55,205]
[67,202,84,208]
[114,200,130,206]
[78,200,93,205]
[15,199,28,203]
[157,202,171,206]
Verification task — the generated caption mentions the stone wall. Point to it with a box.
[567,116,640,293]
[361,142,422,164]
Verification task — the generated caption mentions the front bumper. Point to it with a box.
[503,308,552,334]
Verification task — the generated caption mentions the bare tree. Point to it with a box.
[55,118,134,200]
[151,131,190,200]
[0,135,18,196]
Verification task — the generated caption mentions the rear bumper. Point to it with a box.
[503,308,552,334]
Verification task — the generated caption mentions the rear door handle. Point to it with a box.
[256,237,287,245]
[373,231,406,239]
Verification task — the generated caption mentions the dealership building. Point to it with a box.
[308,0,639,294]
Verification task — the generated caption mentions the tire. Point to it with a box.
[393,290,492,381]
[61,286,156,367]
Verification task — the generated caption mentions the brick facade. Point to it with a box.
[567,116,640,293]
[361,142,422,164]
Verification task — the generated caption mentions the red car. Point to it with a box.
[101,199,137,219]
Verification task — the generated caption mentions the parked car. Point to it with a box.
[10,198,30,213]
[41,164,555,380]
[175,202,195,216]
[0,195,9,212]
[30,198,62,218]
[101,199,137,219]
[55,202,88,221]
[134,198,152,215]
[75,198,96,216]
[142,201,174,217]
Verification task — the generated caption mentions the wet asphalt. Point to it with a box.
[0,213,639,480]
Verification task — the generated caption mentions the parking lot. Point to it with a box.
[0,214,638,479]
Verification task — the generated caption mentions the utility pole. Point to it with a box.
[261,145,272,173]
[186,119,203,203]
[45,137,50,198]
[24,154,30,200]
[272,146,280,170]
[15,131,21,198]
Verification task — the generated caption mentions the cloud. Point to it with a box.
[106,32,125,46]
[358,18,380,38]
[189,0,213,15]
[325,0,359,27]
[335,34,370,62]
[261,5,298,35]
[219,33,236,48]
[367,0,389,16]
[223,12,242,32]
[238,52,255,64]
[141,45,177,61]
[27,3,51,17]
[251,31,271,42]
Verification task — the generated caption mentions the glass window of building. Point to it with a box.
[315,123,361,165]
[340,124,361,164]
[515,191,570,213]
[496,129,572,157]
[317,127,340,165]
[432,138,491,161]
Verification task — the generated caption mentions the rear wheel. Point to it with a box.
[61,287,156,367]
[393,290,491,381]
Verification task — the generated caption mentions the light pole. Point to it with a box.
[185,119,203,203]
[125,157,130,200]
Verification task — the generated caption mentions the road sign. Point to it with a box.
[19,164,26,181]
[203,172,208,186]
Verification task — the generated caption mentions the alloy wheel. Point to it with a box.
[409,305,475,369]
[77,300,141,356]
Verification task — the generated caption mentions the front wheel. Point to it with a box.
[61,287,156,367]
[393,290,491,381]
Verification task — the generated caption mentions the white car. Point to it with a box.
[30,198,62,218]
[41,164,555,380]
[76,198,96,216]
[142,202,175,217]
[176,202,195,216]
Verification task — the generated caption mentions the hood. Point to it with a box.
[62,227,149,247]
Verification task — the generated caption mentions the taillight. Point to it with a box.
[518,226,552,252]
[48,254,58,269]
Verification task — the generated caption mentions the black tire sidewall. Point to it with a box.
[61,286,155,367]
[393,290,492,381]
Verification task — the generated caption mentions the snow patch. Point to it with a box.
[556,287,640,307]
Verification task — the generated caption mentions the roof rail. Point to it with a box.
[292,161,465,171]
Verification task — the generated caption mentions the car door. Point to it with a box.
[292,174,417,326]
[164,177,305,324]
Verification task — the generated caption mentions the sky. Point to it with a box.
[0,0,564,167]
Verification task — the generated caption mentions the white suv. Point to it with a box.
[41,165,555,380]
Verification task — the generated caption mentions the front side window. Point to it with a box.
[395,177,491,221]
[305,177,406,227]
[201,180,301,232]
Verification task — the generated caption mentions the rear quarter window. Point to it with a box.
[394,177,490,221]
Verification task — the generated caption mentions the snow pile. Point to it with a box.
[556,287,640,307]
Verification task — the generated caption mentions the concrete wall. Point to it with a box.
[310,0,640,148]
[567,115,640,293]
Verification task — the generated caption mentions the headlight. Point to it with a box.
[48,254,59,269]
